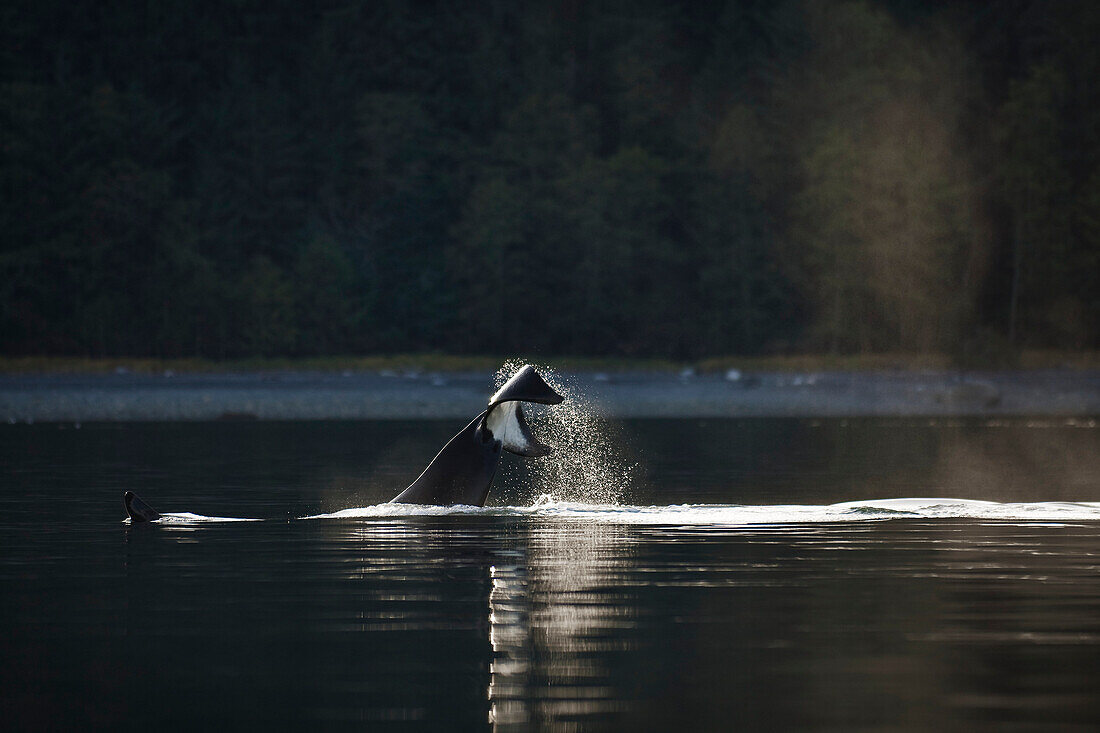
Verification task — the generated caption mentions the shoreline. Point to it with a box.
[2,369,1099,421]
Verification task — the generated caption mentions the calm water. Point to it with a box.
[2,418,1100,730]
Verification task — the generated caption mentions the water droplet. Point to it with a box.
[493,360,635,506]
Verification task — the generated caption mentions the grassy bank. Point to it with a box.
[1,351,1098,376]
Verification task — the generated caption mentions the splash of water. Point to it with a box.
[493,360,636,505]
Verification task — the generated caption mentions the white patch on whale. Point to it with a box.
[485,401,548,457]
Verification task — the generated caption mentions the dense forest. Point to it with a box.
[2,0,1098,360]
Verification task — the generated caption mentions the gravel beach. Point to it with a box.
[2,369,1099,421]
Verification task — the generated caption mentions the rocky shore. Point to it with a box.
[2,369,1099,422]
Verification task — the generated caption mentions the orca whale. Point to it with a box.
[123,490,161,522]
[122,364,563,519]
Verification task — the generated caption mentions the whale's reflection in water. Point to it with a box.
[321,517,640,726]
[489,522,638,727]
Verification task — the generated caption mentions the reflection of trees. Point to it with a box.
[319,519,494,728]
[924,523,1100,727]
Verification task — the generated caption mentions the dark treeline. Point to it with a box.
[2,0,1098,360]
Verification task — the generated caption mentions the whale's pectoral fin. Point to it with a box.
[124,491,161,522]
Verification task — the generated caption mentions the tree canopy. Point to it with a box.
[2,0,1097,359]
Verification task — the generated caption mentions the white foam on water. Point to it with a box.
[122,512,261,524]
[305,497,1100,524]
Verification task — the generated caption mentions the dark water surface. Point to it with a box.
[3,419,1100,730]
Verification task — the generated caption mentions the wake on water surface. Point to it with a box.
[308,497,1100,523]
[134,498,1100,525]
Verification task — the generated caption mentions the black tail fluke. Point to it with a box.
[488,365,564,408]
[124,491,161,523]
[485,365,562,457]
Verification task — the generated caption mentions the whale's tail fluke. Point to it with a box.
[391,365,564,506]
[124,491,161,523]
[488,364,563,409]
[485,365,563,457]
[485,401,550,457]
